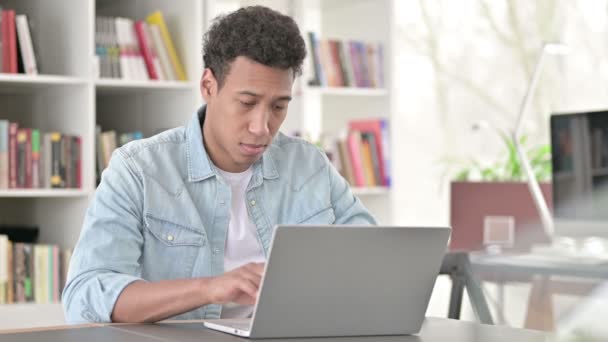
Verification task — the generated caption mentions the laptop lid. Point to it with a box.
[247,225,451,338]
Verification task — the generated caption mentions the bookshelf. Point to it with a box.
[0,0,396,329]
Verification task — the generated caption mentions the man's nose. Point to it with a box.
[248,109,270,137]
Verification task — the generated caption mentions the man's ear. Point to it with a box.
[200,68,217,101]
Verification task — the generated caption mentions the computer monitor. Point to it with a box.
[550,110,608,237]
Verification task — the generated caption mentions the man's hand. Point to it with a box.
[205,263,265,305]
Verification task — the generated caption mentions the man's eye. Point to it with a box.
[274,105,285,110]
[240,101,255,107]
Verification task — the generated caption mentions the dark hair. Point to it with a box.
[203,6,307,88]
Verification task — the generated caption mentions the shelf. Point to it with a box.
[305,86,388,97]
[95,79,197,94]
[0,74,88,89]
[0,189,90,198]
[351,186,390,195]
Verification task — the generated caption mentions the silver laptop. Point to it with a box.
[204,225,451,338]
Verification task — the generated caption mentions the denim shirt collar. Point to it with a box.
[186,106,279,183]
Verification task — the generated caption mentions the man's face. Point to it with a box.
[201,56,294,173]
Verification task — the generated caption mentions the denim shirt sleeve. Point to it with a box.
[326,154,378,225]
[62,150,145,323]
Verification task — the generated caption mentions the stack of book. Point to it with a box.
[0,234,72,304]
[307,32,384,88]
[0,7,38,75]
[96,126,144,178]
[95,11,187,81]
[328,119,391,188]
[0,120,81,190]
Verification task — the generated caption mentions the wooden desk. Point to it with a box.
[0,318,550,342]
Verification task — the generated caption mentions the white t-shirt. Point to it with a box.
[217,167,266,318]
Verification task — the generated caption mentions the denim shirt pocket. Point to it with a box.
[297,206,336,225]
[145,214,206,247]
[141,214,206,280]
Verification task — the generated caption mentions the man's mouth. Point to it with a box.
[239,143,267,156]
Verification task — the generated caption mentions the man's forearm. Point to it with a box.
[111,278,212,323]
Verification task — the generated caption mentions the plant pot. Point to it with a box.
[449,181,553,252]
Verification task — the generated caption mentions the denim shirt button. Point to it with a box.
[250,200,256,206]
[167,235,174,241]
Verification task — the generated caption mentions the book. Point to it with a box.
[0,119,8,189]
[15,14,37,75]
[8,122,17,188]
[135,21,158,80]
[50,132,63,188]
[6,10,16,73]
[362,132,382,186]
[146,11,187,81]
[148,23,175,81]
[337,139,355,186]
[13,243,26,302]
[346,131,365,187]
[0,234,8,303]
[6,239,13,303]
[31,129,40,188]
[306,32,323,86]
[1,10,9,73]
[349,119,390,186]
[360,138,376,186]
[16,128,32,188]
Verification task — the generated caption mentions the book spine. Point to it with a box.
[0,235,8,304]
[16,128,27,188]
[346,131,365,187]
[25,129,32,188]
[135,21,158,80]
[31,129,40,188]
[13,243,25,302]
[7,10,16,73]
[64,135,71,188]
[23,244,33,301]
[2,11,10,72]
[0,120,8,189]
[74,136,81,188]
[50,132,62,188]
[6,239,13,303]
[146,11,187,80]
[52,246,59,302]
[8,122,17,188]
[380,119,391,187]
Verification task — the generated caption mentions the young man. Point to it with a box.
[63,6,375,324]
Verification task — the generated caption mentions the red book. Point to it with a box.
[7,10,17,73]
[1,11,9,72]
[346,131,365,187]
[349,119,388,186]
[8,122,18,188]
[134,21,158,80]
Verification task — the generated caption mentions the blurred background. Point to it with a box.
[1,0,608,339]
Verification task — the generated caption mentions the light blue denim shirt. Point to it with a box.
[62,107,376,323]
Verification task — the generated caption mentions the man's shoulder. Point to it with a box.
[271,132,325,158]
[117,126,187,159]
[268,132,330,174]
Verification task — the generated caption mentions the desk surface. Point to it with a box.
[470,252,608,278]
[1,318,550,342]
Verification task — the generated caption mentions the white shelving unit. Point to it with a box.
[0,0,396,329]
